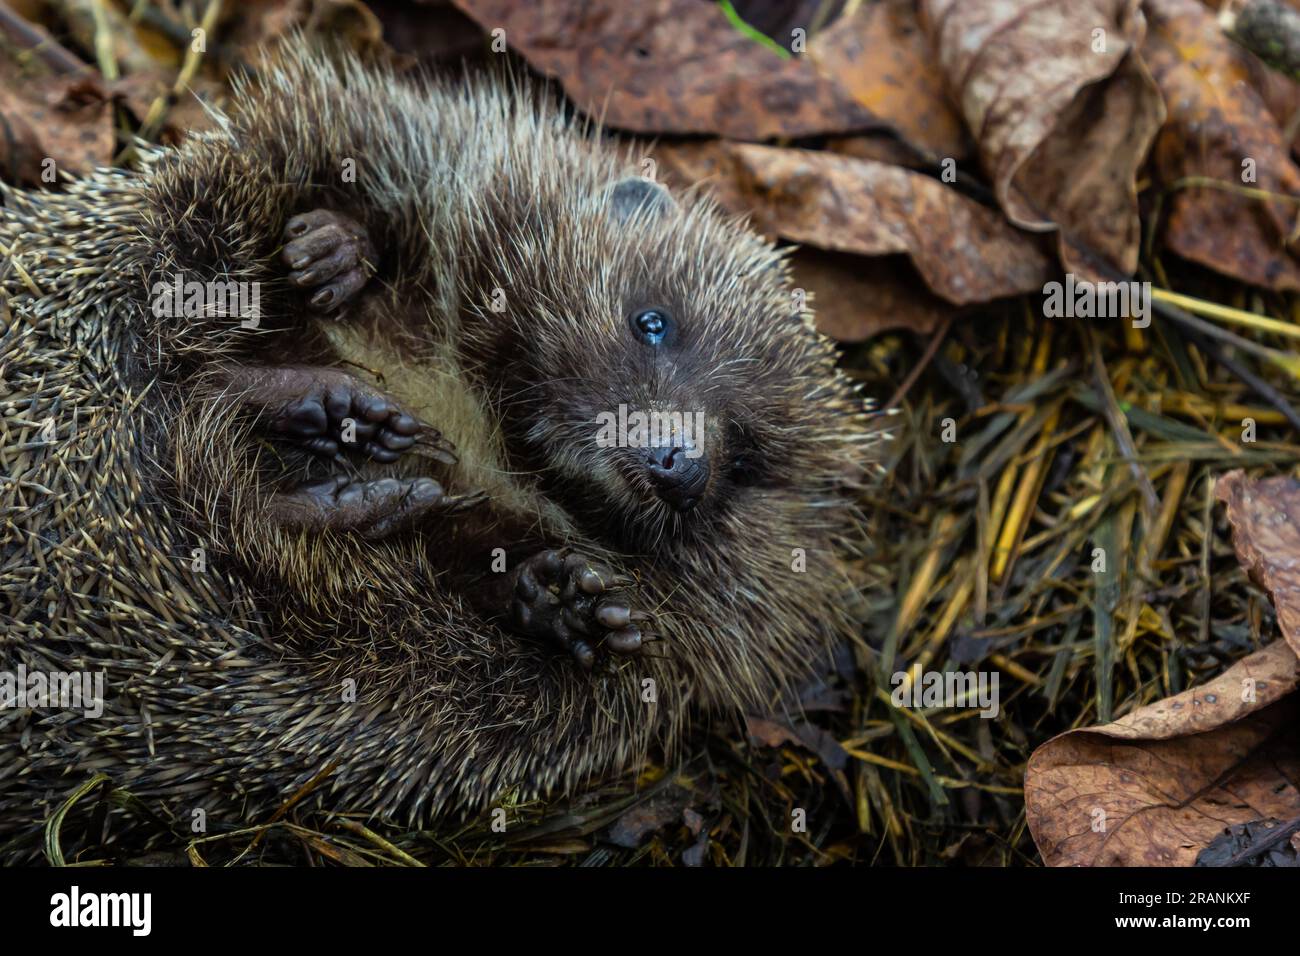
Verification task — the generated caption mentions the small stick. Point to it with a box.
[0,1,91,75]
[883,315,953,412]
[137,0,223,143]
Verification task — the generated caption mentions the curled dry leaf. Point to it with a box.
[654,140,1052,306]
[1144,0,1300,290]
[450,0,882,140]
[823,133,935,171]
[1217,469,1300,656]
[1025,639,1300,866]
[920,0,1164,280]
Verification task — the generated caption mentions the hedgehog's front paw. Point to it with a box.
[508,549,648,670]
[267,475,486,540]
[282,209,376,312]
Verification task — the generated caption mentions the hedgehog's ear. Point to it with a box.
[605,177,677,224]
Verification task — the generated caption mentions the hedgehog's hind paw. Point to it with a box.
[268,370,431,464]
[507,549,648,670]
[265,475,486,540]
[224,365,457,465]
[282,208,376,313]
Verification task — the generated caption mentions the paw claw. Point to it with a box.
[595,602,631,629]
[605,627,643,656]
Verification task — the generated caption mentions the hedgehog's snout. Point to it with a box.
[641,438,710,512]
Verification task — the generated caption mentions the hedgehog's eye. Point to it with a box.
[630,308,673,346]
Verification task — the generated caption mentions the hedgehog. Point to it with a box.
[0,40,880,860]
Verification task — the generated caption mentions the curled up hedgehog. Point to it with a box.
[0,40,881,860]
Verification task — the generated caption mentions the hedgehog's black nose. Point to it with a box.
[643,442,709,512]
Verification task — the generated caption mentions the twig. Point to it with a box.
[0,1,91,75]
[883,315,953,411]
[137,0,223,143]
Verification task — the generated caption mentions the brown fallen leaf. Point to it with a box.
[791,250,951,341]
[809,0,971,162]
[450,0,883,140]
[1217,469,1300,656]
[745,714,848,770]
[1211,0,1300,152]
[0,92,45,185]
[920,0,1164,280]
[655,140,1052,306]
[823,133,935,171]
[1145,0,1300,290]
[605,785,693,849]
[1025,639,1300,866]
[745,715,802,750]
[0,75,113,183]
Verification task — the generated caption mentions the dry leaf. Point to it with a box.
[921,0,1164,280]
[791,250,951,341]
[655,140,1052,306]
[1025,640,1300,866]
[0,76,113,183]
[824,133,934,170]
[1145,0,1300,290]
[606,786,693,849]
[1217,469,1300,656]
[451,0,881,140]
[0,94,45,184]
[810,0,970,162]
[746,715,848,770]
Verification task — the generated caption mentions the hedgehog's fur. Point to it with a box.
[0,42,879,860]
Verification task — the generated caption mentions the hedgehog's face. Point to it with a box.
[483,175,859,551]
